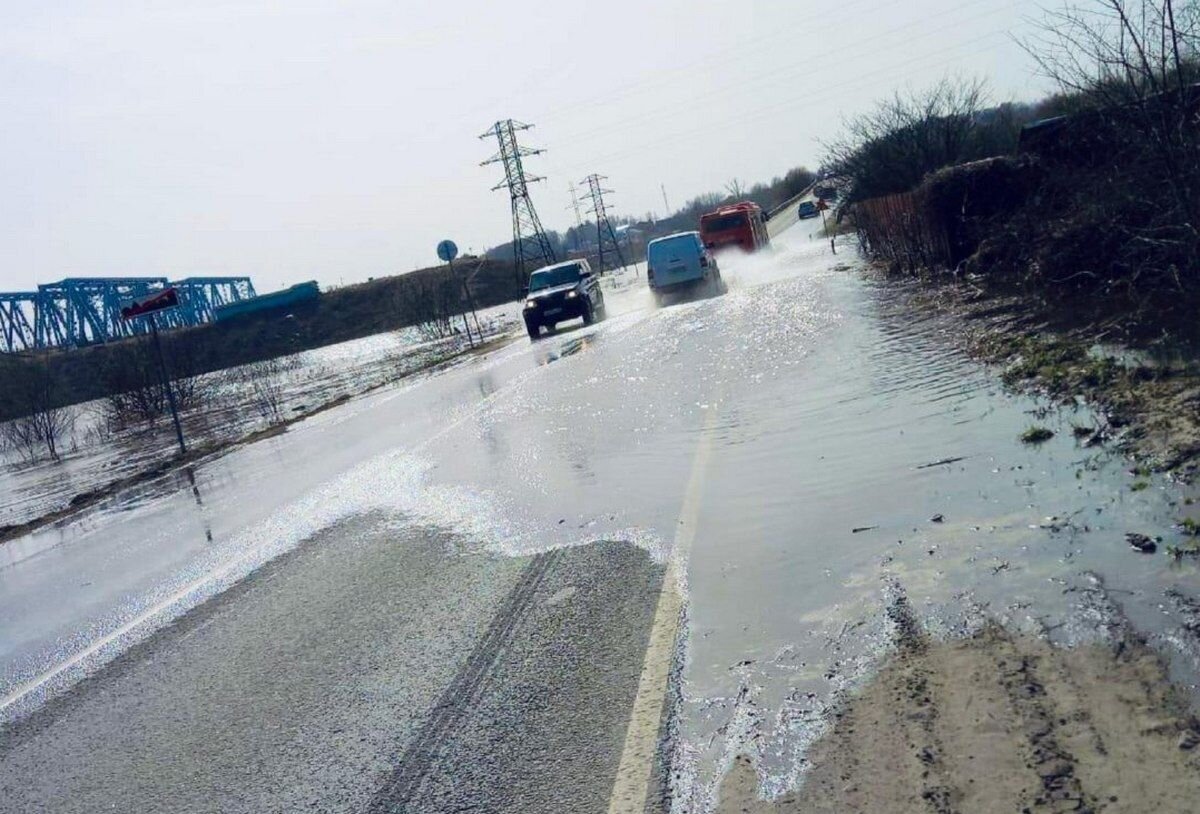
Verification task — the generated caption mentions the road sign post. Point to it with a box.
[121,288,187,455]
[437,239,476,348]
[816,198,836,255]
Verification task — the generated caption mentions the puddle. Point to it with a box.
[659,238,1200,811]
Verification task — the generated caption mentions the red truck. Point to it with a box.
[699,201,770,253]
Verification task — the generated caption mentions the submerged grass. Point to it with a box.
[1020,425,1055,445]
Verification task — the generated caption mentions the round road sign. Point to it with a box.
[436,239,459,263]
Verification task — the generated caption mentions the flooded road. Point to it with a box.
[2,221,1199,812]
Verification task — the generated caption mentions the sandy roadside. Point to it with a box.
[717,599,1200,814]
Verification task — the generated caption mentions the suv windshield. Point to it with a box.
[528,263,584,291]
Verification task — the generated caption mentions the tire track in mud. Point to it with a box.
[990,636,1092,813]
[716,577,1200,814]
[885,589,960,814]
[367,548,564,812]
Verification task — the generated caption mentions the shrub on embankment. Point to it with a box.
[835,0,1200,343]
[0,258,520,423]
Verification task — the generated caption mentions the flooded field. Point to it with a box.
[0,308,520,531]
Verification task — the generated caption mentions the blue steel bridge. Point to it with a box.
[0,277,256,353]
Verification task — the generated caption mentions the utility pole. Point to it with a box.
[661,184,671,215]
[581,173,628,274]
[480,120,557,290]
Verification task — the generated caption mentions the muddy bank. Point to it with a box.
[717,614,1200,814]
[879,274,1200,477]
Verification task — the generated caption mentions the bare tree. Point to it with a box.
[821,78,1022,207]
[0,359,74,463]
[391,272,466,342]
[223,356,299,424]
[1023,0,1200,295]
[99,335,218,430]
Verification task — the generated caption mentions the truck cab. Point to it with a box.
[699,201,770,253]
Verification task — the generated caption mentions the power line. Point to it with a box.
[544,29,1012,180]
[420,0,898,139]
[544,0,1018,153]
[581,174,628,274]
[480,119,558,285]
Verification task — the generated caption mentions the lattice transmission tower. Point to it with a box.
[581,174,628,273]
[480,120,557,285]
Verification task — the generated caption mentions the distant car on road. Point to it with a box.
[646,231,724,306]
[797,200,820,219]
[522,259,606,340]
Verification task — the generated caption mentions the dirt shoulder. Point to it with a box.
[718,616,1200,814]
[878,273,1200,477]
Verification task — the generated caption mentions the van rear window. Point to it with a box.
[648,236,698,263]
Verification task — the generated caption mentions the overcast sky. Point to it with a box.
[1,0,1055,293]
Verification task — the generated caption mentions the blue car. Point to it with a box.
[797,200,820,219]
[645,231,724,305]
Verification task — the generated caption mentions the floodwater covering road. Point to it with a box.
[3,219,1200,812]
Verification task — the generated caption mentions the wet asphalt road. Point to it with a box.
[1,518,662,812]
[4,221,1200,813]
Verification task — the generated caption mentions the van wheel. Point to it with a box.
[525,321,540,340]
[582,304,594,325]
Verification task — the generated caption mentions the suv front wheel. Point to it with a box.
[525,319,541,340]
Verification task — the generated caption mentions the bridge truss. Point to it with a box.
[0,276,256,353]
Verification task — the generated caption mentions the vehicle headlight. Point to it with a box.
[566,290,579,299]
[524,299,538,310]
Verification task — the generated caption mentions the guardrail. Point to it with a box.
[764,182,819,222]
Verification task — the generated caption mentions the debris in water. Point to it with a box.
[1020,426,1055,444]
[930,513,945,523]
[916,456,966,469]
[851,526,878,534]
[1126,533,1158,553]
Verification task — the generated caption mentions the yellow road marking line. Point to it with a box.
[608,408,718,814]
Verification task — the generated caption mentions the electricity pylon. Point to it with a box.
[480,120,557,285]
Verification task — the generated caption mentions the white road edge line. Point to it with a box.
[607,407,718,814]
